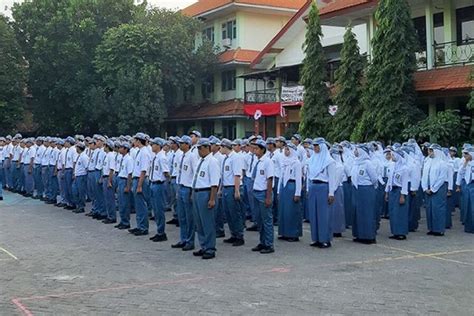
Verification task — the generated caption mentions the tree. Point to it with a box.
[352,0,421,142]
[298,2,330,138]
[0,15,26,134]
[94,9,217,134]
[327,26,365,141]
[12,0,140,134]
[402,110,465,146]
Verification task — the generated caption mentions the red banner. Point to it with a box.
[243,102,281,117]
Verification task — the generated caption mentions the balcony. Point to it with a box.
[245,89,278,104]
[433,39,474,67]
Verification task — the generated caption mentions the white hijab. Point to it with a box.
[281,146,300,187]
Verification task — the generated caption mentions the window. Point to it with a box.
[456,6,474,44]
[202,26,215,43]
[221,70,236,92]
[413,13,444,49]
[222,20,237,40]
[201,75,214,99]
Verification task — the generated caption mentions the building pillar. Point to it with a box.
[214,119,223,137]
[425,0,435,69]
[366,14,376,59]
[443,0,456,43]
[236,119,246,138]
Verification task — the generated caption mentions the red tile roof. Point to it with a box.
[167,100,245,120]
[414,65,473,93]
[219,48,261,64]
[182,0,307,17]
[319,0,377,18]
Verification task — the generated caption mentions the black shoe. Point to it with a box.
[353,238,361,243]
[45,200,56,204]
[202,252,215,260]
[432,232,444,236]
[246,215,252,220]
[102,219,117,224]
[333,233,342,238]
[318,242,331,248]
[303,219,310,223]
[133,230,148,236]
[166,218,179,225]
[246,224,259,232]
[216,232,225,238]
[286,237,299,242]
[151,234,168,242]
[32,196,40,200]
[96,215,107,220]
[389,235,397,240]
[260,247,275,254]
[232,239,245,247]
[65,205,75,210]
[171,242,185,249]
[427,231,435,235]
[117,224,130,230]
[223,237,237,244]
[277,236,287,240]
[310,242,321,247]
[54,202,62,207]
[73,208,85,213]
[182,244,195,251]
[114,224,122,228]
[128,228,140,234]
[0,197,3,201]
[149,216,155,221]
[193,249,204,257]
[251,244,264,252]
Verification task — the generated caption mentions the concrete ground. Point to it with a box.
[1,190,473,315]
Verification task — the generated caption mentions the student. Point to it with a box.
[220,138,245,246]
[385,149,409,240]
[307,138,336,248]
[421,144,448,236]
[351,144,379,244]
[251,139,275,254]
[277,142,302,242]
[191,138,220,259]
[329,146,345,238]
[115,142,133,230]
[102,139,117,224]
[72,142,89,213]
[456,146,474,233]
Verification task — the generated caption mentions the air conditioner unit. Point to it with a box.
[222,38,232,48]
[266,80,275,89]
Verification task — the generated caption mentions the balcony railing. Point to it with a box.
[434,39,474,67]
[245,89,278,103]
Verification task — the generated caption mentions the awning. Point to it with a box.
[282,101,303,108]
[244,102,282,117]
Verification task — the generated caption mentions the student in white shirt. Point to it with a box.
[23,139,36,196]
[0,137,4,200]
[63,137,77,209]
[33,137,46,199]
[102,139,117,224]
[191,138,220,260]
[72,142,89,213]
[165,137,182,226]
[266,138,281,225]
[251,139,275,254]
[277,142,302,242]
[92,135,107,220]
[219,138,245,246]
[115,142,133,229]
[307,138,337,249]
[129,133,151,236]
[149,137,170,242]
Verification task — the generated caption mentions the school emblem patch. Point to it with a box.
[359,170,364,176]
[225,166,230,171]
[200,171,205,177]
[260,170,264,175]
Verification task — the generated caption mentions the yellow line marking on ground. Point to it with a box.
[0,246,19,261]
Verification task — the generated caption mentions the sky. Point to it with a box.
[1,0,198,17]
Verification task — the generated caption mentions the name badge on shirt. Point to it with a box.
[183,165,188,171]
[290,169,293,175]
[395,173,400,180]
[155,166,159,171]
[260,170,264,175]
[225,165,230,171]
[78,162,82,166]
[200,171,205,177]
[136,160,139,166]
[359,169,365,176]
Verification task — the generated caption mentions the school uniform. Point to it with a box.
[0,145,4,197]
[278,153,302,239]
[131,147,151,232]
[87,149,99,214]
[351,149,379,242]
[213,151,225,237]
[192,152,220,256]
[94,148,107,217]
[117,153,133,227]
[175,149,195,248]
[149,150,170,237]
[220,151,245,242]
[56,147,66,204]
[386,157,410,238]
[11,145,22,191]
[307,145,337,246]
[421,148,448,234]
[3,142,13,189]
[64,147,77,207]
[102,151,117,222]
[72,151,89,211]
[23,146,36,195]
[458,160,474,233]
[330,156,346,235]
[269,150,282,225]
[244,152,257,223]
[167,149,181,220]
[33,144,45,197]
[252,154,275,250]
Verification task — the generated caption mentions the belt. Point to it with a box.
[223,185,235,188]
[35,163,41,166]
[253,189,266,193]
[180,185,192,189]
[193,188,211,192]
[102,175,109,178]
[119,177,128,179]
[65,168,72,170]
[287,180,296,183]
[151,180,165,184]
[312,180,327,184]
[171,176,177,179]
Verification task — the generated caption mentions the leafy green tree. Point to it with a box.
[353,0,421,142]
[0,15,26,134]
[12,0,140,134]
[327,26,365,141]
[94,9,217,134]
[402,110,465,146]
[299,2,330,138]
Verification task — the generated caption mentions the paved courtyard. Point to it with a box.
[1,191,473,315]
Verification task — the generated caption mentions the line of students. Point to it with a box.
[1,133,473,259]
